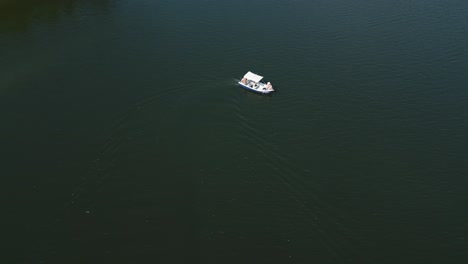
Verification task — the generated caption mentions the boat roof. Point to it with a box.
[244,71,263,82]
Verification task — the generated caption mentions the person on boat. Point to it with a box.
[241,78,248,84]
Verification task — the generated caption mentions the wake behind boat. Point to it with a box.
[238,71,274,94]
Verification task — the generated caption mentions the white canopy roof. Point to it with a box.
[243,71,263,83]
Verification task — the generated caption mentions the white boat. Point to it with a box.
[238,71,274,94]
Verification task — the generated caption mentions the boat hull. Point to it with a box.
[238,82,274,94]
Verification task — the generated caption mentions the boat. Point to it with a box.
[238,71,274,94]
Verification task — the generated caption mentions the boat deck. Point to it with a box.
[238,80,273,94]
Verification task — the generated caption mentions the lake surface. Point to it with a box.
[1,0,468,263]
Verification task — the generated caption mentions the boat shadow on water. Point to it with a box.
[241,88,276,97]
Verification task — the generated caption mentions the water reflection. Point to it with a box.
[0,0,111,33]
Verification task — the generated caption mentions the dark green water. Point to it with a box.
[1,0,468,263]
